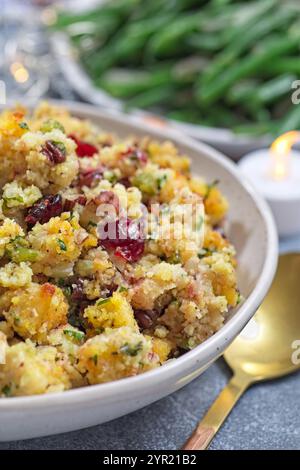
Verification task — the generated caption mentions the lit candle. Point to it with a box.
[238,131,300,237]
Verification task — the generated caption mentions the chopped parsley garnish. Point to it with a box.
[57,239,67,251]
[87,220,97,228]
[205,179,219,199]
[96,298,110,306]
[2,384,11,396]
[120,341,143,357]
[19,122,29,130]
[63,329,85,342]
[103,170,118,184]
[132,173,156,196]
[62,286,72,298]
[157,174,167,190]
[198,248,214,259]
[118,286,128,293]
[94,327,104,335]
[168,252,181,264]
[40,119,65,134]
[91,354,98,365]
[53,141,66,156]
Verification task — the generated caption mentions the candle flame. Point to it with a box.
[270,131,300,180]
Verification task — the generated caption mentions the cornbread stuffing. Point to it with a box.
[0,103,239,397]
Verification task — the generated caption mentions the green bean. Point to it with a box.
[202,2,292,84]
[126,85,177,109]
[186,32,227,52]
[54,0,300,137]
[203,108,243,127]
[83,13,176,75]
[268,58,300,75]
[171,56,210,84]
[227,80,259,104]
[232,122,276,137]
[95,68,172,98]
[54,0,137,29]
[197,35,300,106]
[133,0,206,21]
[146,12,206,58]
[255,74,296,104]
[166,109,204,124]
[145,3,241,58]
[278,104,300,134]
[229,75,295,118]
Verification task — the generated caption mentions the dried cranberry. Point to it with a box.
[64,195,87,212]
[71,278,87,302]
[78,169,103,188]
[69,134,98,158]
[118,177,131,188]
[25,194,63,227]
[94,191,119,214]
[134,310,159,330]
[121,146,148,165]
[41,140,66,164]
[99,218,145,263]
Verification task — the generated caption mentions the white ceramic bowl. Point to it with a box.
[0,101,278,441]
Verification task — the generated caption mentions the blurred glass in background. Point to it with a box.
[0,0,83,103]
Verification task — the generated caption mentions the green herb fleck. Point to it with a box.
[96,298,110,306]
[63,329,85,342]
[63,286,72,298]
[95,327,104,335]
[118,286,128,293]
[40,119,65,134]
[157,174,167,190]
[205,179,219,199]
[120,341,143,357]
[132,173,156,196]
[103,170,118,184]
[2,384,11,397]
[52,141,66,156]
[87,220,97,228]
[19,122,29,130]
[198,248,214,259]
[57,239,67,251]
[92,354,98,365]
[167,252,181,264]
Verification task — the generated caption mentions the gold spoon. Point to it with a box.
[183,253,300,450]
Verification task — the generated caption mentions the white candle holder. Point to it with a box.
[238,148,300,238]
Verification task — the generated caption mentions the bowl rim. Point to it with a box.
[0,100,278,410]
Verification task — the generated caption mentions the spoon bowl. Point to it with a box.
[225,253,300,382]
[183,253,300,450]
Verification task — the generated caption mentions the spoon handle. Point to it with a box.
[182,372,251,450]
